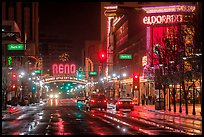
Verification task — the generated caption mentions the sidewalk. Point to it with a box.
[2,105,21,119]
[2,101,45,119]
[136,104,202,121]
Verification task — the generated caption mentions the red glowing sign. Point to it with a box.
[151,26,179,65]
[52,64,76,75]
[143,14,183,25]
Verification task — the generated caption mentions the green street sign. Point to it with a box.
[89,71,97,76]
[119,54,132,59]
[34,70,41,74]
[7,44,25,50]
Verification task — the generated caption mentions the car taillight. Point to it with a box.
[91,99,95,103]
[118,101,122,105]
[130,102,134,105]
[103,100,107,103]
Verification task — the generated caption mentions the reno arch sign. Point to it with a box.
[52,63,76,75]
[143,14,183,25]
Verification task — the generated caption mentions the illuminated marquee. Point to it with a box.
[43,76,87,84]
[52,64,76,74]
[143,14,183,25]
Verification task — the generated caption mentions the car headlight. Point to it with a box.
[50,94,54,98]
[54,94,58,98]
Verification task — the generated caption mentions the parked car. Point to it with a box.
[76,96,86,103]
[115,97,134,111]
[132,97,139,105]
[49,93,59,99]
[86,94,107,111]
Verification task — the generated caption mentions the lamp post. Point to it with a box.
[179,84,182,113]
[163,65,167,111]
[182,56,188,115]
[179,56,185,113]
[173,86,176,112]
[168,84,172,111]
[168,59,175,111]
[192,81,196,115]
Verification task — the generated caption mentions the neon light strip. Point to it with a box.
[104,6,118,10]
[146,27,151,67]
[113,15,124,26]
[142,5,195,13]
[106,17,111,76]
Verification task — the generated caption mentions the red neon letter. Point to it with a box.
[70,64,76,74]
[59,64,64,74]
[64,64,70,74]
[52,64,58,74]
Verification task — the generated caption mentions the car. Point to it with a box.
[115,97,134,111]
[86,94,107,111]
[132,97,139,105]
[76,96,86,103]
[49,93,59,99]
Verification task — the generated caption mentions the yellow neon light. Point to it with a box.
[142,5,196,13]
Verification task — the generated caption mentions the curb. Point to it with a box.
[148,109,202,121]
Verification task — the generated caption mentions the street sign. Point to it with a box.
[119,54,132,59]
[2,32,20,40]
[89,71,97,76]
[34,70,41,74]
[7,44,25,50]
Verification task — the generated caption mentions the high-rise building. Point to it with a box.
[2,2,39,56]
[2,2,39,107]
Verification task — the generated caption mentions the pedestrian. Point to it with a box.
[149,95,152,105]
[146,95,148,105]
[152,95,155,105]
[141,94,145,105]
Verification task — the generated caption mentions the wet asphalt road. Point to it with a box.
[2,99,202,135]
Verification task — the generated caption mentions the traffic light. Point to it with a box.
[98,51,106,62]
[11,73,17,79]
[133,73,140,90]
[77,71,83,79]
[11,84,17,90]
[32,85,36,92]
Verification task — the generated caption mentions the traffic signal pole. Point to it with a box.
[2,43,8,110]
[133,73,140,105]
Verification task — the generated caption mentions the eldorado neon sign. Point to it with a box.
[143,14,183,25]
[52,63,76,74]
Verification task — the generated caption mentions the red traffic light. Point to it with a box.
[99,51,106,62]
[12,84,16,89]
[133,73,139,79]
[11,73,17,79]
[134,75,138,79]
[101,54,105,58]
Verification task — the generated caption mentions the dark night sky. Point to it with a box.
[39,2,101,66]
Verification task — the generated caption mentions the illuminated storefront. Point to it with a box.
[143,5,201,113]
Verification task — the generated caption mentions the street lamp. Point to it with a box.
[179,84,182,113]
[122,73,127,77]
[192,80,196,115]
[169,84,173,111]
